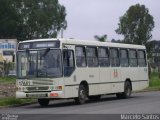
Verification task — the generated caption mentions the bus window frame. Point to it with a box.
[75,45,87,68]
[137,50,147,67]
[110,47,120,67]
[120,48,129,67]
[98,47,110,67]
[86,46,99,67]
[129,49,138,67]
[63,49,76,77]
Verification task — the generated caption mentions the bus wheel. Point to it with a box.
[38,99,49,107]
[116,81,132,99]
[75,85,87,104]
[123,81,132,98]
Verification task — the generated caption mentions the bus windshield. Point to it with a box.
[17,49,62,78]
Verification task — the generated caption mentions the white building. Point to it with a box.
[0,39,17,76]
[0,39,17,62]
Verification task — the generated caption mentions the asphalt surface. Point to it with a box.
[0,91,160,120]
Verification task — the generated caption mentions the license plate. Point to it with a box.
[26,93,47,98]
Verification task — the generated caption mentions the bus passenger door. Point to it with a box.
[63,48,77,98]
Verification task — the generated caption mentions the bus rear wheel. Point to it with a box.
[75,84,87,104]
[116,81,132,99]
[38,99,49,107]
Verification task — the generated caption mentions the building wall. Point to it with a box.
[0,39,17,62]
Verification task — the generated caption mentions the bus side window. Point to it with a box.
[110,48,120,67]
[138,50,147,67]
[86,47,98,67]
[129,49,138,67]
[75,46,87,67]
[98,47,110,67]
[63,50,75,76]
[120,49,129,67]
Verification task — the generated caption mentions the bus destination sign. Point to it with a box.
[18,41,60,50]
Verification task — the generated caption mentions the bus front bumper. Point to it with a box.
[16,91,64,99]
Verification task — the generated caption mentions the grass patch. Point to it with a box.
[143,72,160,91]
[0,97,36,107]
[0,77,16,84]
[149,72,160,87]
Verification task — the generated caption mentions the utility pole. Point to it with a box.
[61,29,63,38]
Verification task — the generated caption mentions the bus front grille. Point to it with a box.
[26,86,49,91]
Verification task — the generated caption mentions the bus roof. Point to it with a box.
[19,38,146,49]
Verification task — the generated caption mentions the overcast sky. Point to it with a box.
[58,0,160,41]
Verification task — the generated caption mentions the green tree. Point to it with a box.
[0,0,67,41]
[94,34,107,42]
[0,0,20,39]
[116,4,154,45]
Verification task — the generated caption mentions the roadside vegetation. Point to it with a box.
[0,97,35,107]
[0,77,16,84]
[0,77,36,107]
[147,72,160,91]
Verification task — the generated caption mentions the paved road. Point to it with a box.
[0,91,160,120]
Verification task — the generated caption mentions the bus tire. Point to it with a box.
[38,99,49,107]
[75,84,87,104]
[116,81,132,99]
[123,81,132,98]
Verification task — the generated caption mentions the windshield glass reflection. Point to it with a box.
[17,49,62,78]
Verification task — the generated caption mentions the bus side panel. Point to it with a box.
[99,68,112,94]
[99,84,112,94]
[64,68,100,97]
[64,67,101,98]
[118,67,139,93]
[88,84,100,96]
[138,67,148,81]
[86,68,100,96]
[63,67,79,98]
[64,86,78,98]
[121,67,148,91]
[136,67,149,91]
[132,81,148,91]
[132,82,140,91]
[110,67,123,93]
[139,81,149,90]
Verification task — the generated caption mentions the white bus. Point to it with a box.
[16,38,149,106]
